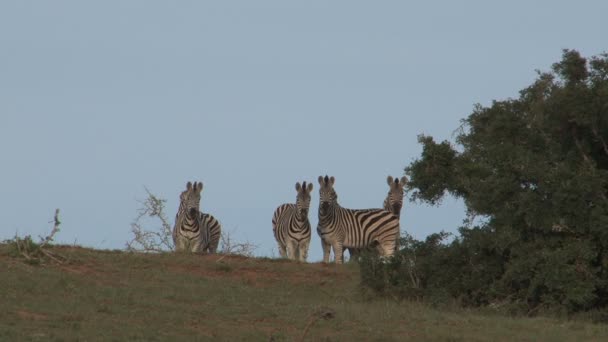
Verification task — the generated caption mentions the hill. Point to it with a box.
[2,245,608,341]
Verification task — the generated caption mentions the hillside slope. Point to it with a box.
[2,245,608,341]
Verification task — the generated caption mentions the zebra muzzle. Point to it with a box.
[393,204,402,214]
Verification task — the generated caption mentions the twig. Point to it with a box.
[40,209,60,248]
[11,209,66,265]
[215,255,226,263]
[299,316,319,342]
[219,228,258,257]
[15,239,31,260]
[571,126,594,165]
[126,187,175,252]
[592,126,608,156]
[41,249,65,264]
[299,308,335,342]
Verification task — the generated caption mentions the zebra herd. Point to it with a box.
[173,175,407,263]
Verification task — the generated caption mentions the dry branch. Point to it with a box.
[219,228,258,257]
[9,209,66,265]
[299,307,335,342]
[126,187,175,252]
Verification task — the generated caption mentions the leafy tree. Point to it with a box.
[362,50,608,315]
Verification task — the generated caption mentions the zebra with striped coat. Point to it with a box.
[317,175,400,264]
[173,181,204,253]
[201,212,222,254]
[383,175,407,219]
[348,175,407,260]
[272,181,313,262]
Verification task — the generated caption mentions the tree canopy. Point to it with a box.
[368,50,608,315]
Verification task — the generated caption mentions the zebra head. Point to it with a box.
[385,176,407,218]
[318,175,337,215]
[180,181,203,219]
[295,181,313,219]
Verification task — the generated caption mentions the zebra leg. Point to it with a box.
[293,242,300,261]
[208,239,219,254]
[277,242,287,258]
[378,240,396,258]
[332,243,344,264]
[321,239,332,263]
[348,248,360,262]
[286,240,297,260]
[191,238,204,254]
[174,236,186,252]
[298,240,310,262]
[184,238,192,252]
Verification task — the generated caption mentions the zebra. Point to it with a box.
[272,181,313,262]
[201,212,222,253]
[173,181,204,253]
[383,175,407,219]
[317,175,400,264]
[347,175,407,260]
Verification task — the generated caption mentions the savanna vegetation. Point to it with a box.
[3,50,608,340]
[360,50,608,319]
[3,245,608,341]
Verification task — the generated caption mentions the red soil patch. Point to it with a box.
[55,262,121,286]
[16,310,48,321]
[59,263,100,276]
[166,254,355,288]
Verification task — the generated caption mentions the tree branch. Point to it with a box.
[592,127,608,157]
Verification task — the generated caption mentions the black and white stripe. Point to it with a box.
[201,212,222,254]
[272,181,313,262]
[173,181,204,253]
[383,175,407,219]
[317,175,400,264]
[348,175,407,260]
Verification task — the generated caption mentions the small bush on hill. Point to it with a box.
[3,209,66,265]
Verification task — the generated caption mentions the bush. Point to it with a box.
[360,225,605,315]
[377,50,608,316]
[360,229,507,309]
[126,187,175,252]
[4,209,66,265]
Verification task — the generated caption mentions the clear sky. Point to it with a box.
[1,1,607,261]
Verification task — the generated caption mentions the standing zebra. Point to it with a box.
[201,212,222,253]
[272,181,313,262]
[348,175,407,260]
[317,175,400,264]
[383,175,407,219]
[173,181,204,253]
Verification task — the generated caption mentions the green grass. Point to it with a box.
[1,245,608,341]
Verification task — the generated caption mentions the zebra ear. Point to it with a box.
[295,182,302,192]
[318,176,324,185]
[329,176,335,186]
[307,182,313,192]
[195,182,203,193]
[387,176,394,186]
[186,181,193,191]
[400,176,408,186]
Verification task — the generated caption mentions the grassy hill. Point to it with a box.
[2,245,608,341]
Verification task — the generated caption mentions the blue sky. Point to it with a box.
[1,1,607,261]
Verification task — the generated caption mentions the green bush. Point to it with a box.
[361,50,608,316]
[360,226,606,315]
[360,230,505,308]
